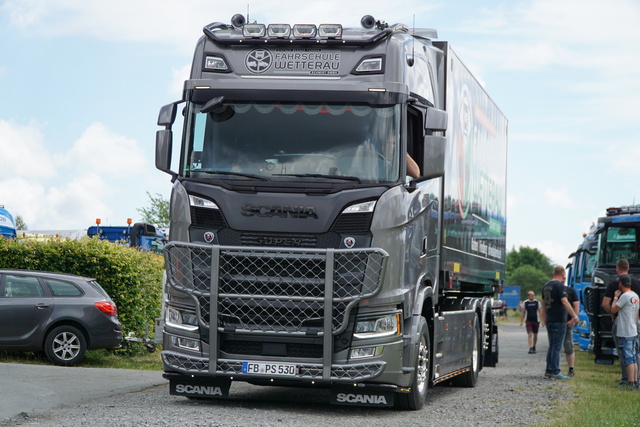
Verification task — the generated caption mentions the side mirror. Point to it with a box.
[158,102,178,127]
[156,129,177,180]
[422,135,445,179]
[425,107,447,132]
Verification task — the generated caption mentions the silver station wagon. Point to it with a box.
[0,269,123,365]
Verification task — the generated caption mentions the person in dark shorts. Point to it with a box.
[520,291,544,354]
[601,259,640,384]
[564,285,579,377]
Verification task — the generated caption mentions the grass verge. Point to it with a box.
[542,348,640,427]
[0,344,162,371]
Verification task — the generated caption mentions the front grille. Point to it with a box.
[191,206,227,228]
[220,341,323,358]
[164,243,387,335]
[330,213,373,233]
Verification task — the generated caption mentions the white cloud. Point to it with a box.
[0,119,56,178]
[543,188,576,210]
[65,122,146,178]
[0,119,157,229]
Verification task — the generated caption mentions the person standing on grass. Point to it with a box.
[601,258,640,384]
[563,285,579,377]
[520,291,544,354]
[542,266,579,380]
[611,274,640,389]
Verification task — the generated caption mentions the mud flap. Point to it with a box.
[330,386,395,407]
[169,377,231,399]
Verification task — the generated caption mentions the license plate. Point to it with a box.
[242,361,298,376]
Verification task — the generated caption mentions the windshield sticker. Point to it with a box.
[245,48,340,75]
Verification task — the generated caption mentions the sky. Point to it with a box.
[0,0,639,266]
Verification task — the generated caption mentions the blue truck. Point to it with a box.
[87,220,167,253]
[0,205,17,239]
[566,228,597,351]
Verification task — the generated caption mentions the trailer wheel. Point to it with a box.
[44,325,87,366]
[397,317,429,410]
[452,314,480,387]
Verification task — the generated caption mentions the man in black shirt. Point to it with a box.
[601,259,640,383]
[542,266,579,380]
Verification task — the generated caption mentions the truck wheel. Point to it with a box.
[44,325,87,366]
[397,317,429,410]
[452,314,480,387]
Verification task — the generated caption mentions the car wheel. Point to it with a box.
[44,325,87,366]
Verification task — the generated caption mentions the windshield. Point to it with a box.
[597,226,640,266]
[180,102,401,184]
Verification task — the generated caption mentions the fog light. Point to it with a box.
[350,346,383,359]
[171,336,201,351]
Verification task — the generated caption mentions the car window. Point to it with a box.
[46,279,84,297]
[2,275,44,298]
[86,280,110,298]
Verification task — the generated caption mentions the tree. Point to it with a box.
[508,265,550,301]
[14,215,27,230]
[136,192,169,228]
[506,246,555,300]
[506,246,554,277]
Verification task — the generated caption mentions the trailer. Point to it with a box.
[155,14,507,409]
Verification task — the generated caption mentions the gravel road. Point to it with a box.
[2,321,573,426]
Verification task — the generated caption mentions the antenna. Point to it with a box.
[247,4,250,23]
[408,14,415,66]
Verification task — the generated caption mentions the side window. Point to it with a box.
[407,107,423,176]
[2,275,44,298]
[46,279,83,297]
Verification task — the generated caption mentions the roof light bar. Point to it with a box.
[318,24,342,38]
[293,24,317,38]
[268,24,291,38]
[243,23,266,37]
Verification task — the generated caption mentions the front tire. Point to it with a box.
[397,317,430,410]
[44,325,87,366]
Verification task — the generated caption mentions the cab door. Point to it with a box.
[0,273,55,349]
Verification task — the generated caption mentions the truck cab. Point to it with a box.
[0,206,17,239]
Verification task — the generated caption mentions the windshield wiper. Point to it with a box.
[273,173,362,183]
[195,170,270,181]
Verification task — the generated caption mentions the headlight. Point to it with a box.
[189,195,219,209]
[166,307,199,331]
[593,276,605,285]
[354,313,401,338]
[342,200,376,214]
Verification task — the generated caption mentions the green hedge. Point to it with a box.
[0,237,164,338]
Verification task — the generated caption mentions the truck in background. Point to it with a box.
[585,205,640,363]
[155,14,507,409]
[87,218,167,253]
[0,205,17,239]
[566,228,597,351]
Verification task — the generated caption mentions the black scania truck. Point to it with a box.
[155,14,508,409]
